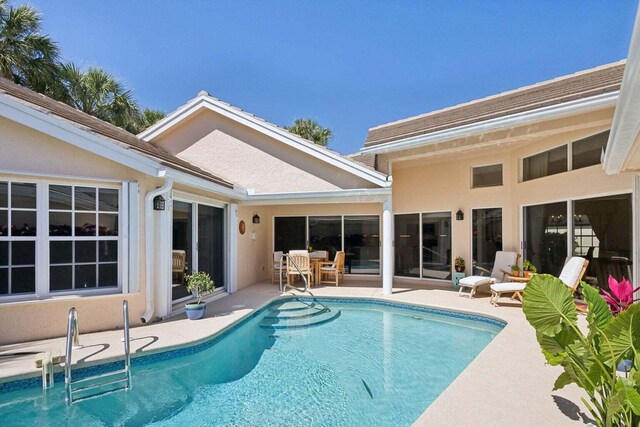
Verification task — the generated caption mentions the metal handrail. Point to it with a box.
[64,307,78,403]
[122,300,132,390]
[279,254,309,293]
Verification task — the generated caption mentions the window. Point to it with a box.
[0,180,124,302]
[472,208,502,272]
[48,185,119,292]
[523,146,568,181]
[344,216,380,275]
[572,131,609,170]
[523,202,567,276]
[273,215,381,275]
[422,212,451,280]
[472,164,503,188]
[0,182,37,295]
[394,214,420,277]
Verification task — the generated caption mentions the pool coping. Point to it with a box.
[0,294,506,394]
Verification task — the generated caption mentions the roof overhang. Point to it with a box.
[0,91,166,177]
[140,94,390,188]
[603,8,640,175]
[360,91,619,156]
[239,187,392,206]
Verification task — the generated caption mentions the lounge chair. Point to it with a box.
[319,251,346,286]
[458,251,519,298]
[490,256,589,306]
[287,250,314,288]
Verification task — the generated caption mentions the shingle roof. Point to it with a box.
[0,78,234,188]
[365,61,625,147]
[346,152,376,170]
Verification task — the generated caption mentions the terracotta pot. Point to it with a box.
[524,271,534,278]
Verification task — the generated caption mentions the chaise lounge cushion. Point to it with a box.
[490,282,526,293]
[459,276,494,287]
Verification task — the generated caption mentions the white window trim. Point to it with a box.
[0,177,128,304]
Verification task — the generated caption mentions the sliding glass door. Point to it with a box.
[344,216,380,275]
[524,202,567,276]
[274,217,306,253]
[308,216,341,259]
[422,212,452,280]
[472,208,502,272]
[172,201,225,302]
[394,214,420,278]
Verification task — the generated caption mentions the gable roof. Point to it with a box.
[140,91,390,187]
[0,77,234,189]
[365,61,625,148]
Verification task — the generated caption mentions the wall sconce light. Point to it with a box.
[456,209,464,221]
[153,195,166,211]
[252,213,260,224]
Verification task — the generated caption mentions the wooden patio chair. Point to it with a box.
[172,250,186,288]
[287,250,314,288]
[319,251,346,286]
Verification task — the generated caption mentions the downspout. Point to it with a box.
[141,178,173,323]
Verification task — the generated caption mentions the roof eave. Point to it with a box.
[140,95,390,188]
[360,91,619,156]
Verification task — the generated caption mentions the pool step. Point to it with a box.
[264,307,330,320]
[273,300,317,312]
[260,307,341,330]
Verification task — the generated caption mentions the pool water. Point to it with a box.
[0,298,503,426]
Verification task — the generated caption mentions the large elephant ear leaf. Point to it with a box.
[601,303,640,366]
[522,274,578,336]
[582,283,612,335]
[610,378,640,416]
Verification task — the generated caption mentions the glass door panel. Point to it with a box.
[198,204,225,289]
[524,202,567,276]
[274,217,306,253]
[472,208,502,272]
[172,201,193,301]
[394,214,420,277]
[308,216,341,260]
[422,212,452,280]
[344,216,380,274]
[573,194,632,291]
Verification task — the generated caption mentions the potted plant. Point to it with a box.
[510,264,521,277]
[522,260,537,278]
[184,271,215,320]
[454,256,465,273]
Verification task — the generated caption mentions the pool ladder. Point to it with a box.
[279,254,309,293]
[64,300,132,405]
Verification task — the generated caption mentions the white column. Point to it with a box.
[227,203,238,294]
[634,175,640,299]
[382,195,393,295]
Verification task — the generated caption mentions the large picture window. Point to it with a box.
[523,146,568,181]
[1,179,124,302]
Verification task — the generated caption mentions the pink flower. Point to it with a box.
[601,275,640,315]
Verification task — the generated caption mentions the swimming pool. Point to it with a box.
[0,297,503,426]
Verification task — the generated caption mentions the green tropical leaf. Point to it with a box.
[615,378,640,415]
[537,328,580,365]
[522,274,578,336]
[582,283,612,337]
[601,303,640,366]
[553,371,573,390]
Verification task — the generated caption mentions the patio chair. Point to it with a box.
[287,250,314,288]
[272,251,287,284]
[489,256,589,306]
[457,251,519,298]
[319,251,346,286]
[172,250,186,288]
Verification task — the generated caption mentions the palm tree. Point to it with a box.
[55,63,141,132]
[136,108,165,132]
[286,118,333,147]
[0,0,60,92]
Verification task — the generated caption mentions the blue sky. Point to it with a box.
[32,1,637,154]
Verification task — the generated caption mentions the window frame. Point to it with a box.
[0,177,127,303]
[471,163,503,188]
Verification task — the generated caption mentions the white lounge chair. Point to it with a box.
[489,256,589,306]
[458,251,519,298]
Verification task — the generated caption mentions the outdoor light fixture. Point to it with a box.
[456,209,464,221]
[153,195,166,211]
[252,213,260,224]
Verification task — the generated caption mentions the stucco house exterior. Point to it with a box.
[1,54,638,345]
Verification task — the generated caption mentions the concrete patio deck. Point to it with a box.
[0,280,592,426]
